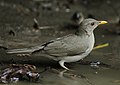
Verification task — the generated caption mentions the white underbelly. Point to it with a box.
[63,54,87,62]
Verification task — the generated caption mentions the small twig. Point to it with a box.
[38,26,57,29]
[93,43,109,50]
[33,18,57,30]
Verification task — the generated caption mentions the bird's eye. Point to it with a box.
[91,22,95,26]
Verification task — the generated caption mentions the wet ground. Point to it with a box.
[0,0,120,85]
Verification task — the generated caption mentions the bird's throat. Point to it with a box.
[75,28,92,37]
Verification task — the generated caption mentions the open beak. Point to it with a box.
[98,21,108,25]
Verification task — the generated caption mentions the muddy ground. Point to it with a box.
[0,0,120,85]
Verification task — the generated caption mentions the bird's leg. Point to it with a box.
[59,60,69,70]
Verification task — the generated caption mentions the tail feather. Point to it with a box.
[7,45,44,54]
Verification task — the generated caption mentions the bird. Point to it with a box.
[6,18,107,70]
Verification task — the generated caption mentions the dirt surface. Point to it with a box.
[0,0,120,85]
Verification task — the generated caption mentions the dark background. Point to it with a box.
[0,1,120,85]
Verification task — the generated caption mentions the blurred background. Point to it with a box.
[0,0,120,85]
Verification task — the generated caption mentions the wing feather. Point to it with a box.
[43,34,88,57]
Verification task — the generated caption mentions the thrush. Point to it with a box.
[7,18,107,70]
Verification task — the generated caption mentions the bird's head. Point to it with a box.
[80,18,107,33]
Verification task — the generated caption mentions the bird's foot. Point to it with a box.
[59,60,69,70]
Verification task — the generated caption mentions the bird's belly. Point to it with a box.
[62,48,93,63]
[62,54,87,62]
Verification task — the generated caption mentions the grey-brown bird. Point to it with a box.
[7,19,107,70]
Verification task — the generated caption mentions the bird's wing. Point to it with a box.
[43,34,88,57]
[7,34,88,56]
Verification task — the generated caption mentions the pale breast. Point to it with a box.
[85,33,95,54]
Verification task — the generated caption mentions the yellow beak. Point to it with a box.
[98,21,108,25]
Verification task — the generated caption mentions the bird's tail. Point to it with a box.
[7,45,44,54]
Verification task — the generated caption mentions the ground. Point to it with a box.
[0,0,120,85]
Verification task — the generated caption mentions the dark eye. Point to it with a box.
[91,22,95,26]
